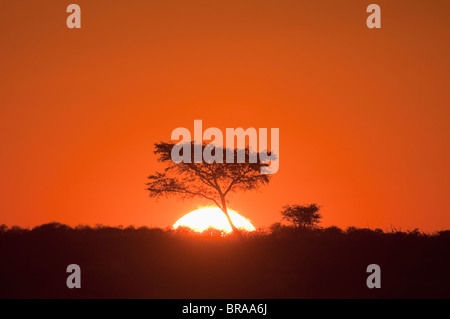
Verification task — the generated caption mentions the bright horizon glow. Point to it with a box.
[173,207,256,233]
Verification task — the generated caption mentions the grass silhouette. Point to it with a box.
[0,223,449,298]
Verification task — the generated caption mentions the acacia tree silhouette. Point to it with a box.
[281,204,322,229]
[146,142,272,232]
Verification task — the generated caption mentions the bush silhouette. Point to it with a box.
[0,222,449,298]
[281,204,322,229]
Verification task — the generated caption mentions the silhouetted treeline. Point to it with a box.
[0,223,449,298]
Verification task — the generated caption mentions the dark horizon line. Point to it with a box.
[1,221,449,235]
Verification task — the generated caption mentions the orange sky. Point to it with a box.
[1,1,449,231]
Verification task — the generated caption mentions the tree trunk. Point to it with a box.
[220,195,240,233]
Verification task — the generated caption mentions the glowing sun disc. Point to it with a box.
[173,207,256,233]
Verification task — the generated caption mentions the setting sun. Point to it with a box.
[173,208,256,233]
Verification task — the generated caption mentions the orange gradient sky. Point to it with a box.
[1,1,449,231]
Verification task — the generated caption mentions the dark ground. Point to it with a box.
[0,223,449,298]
